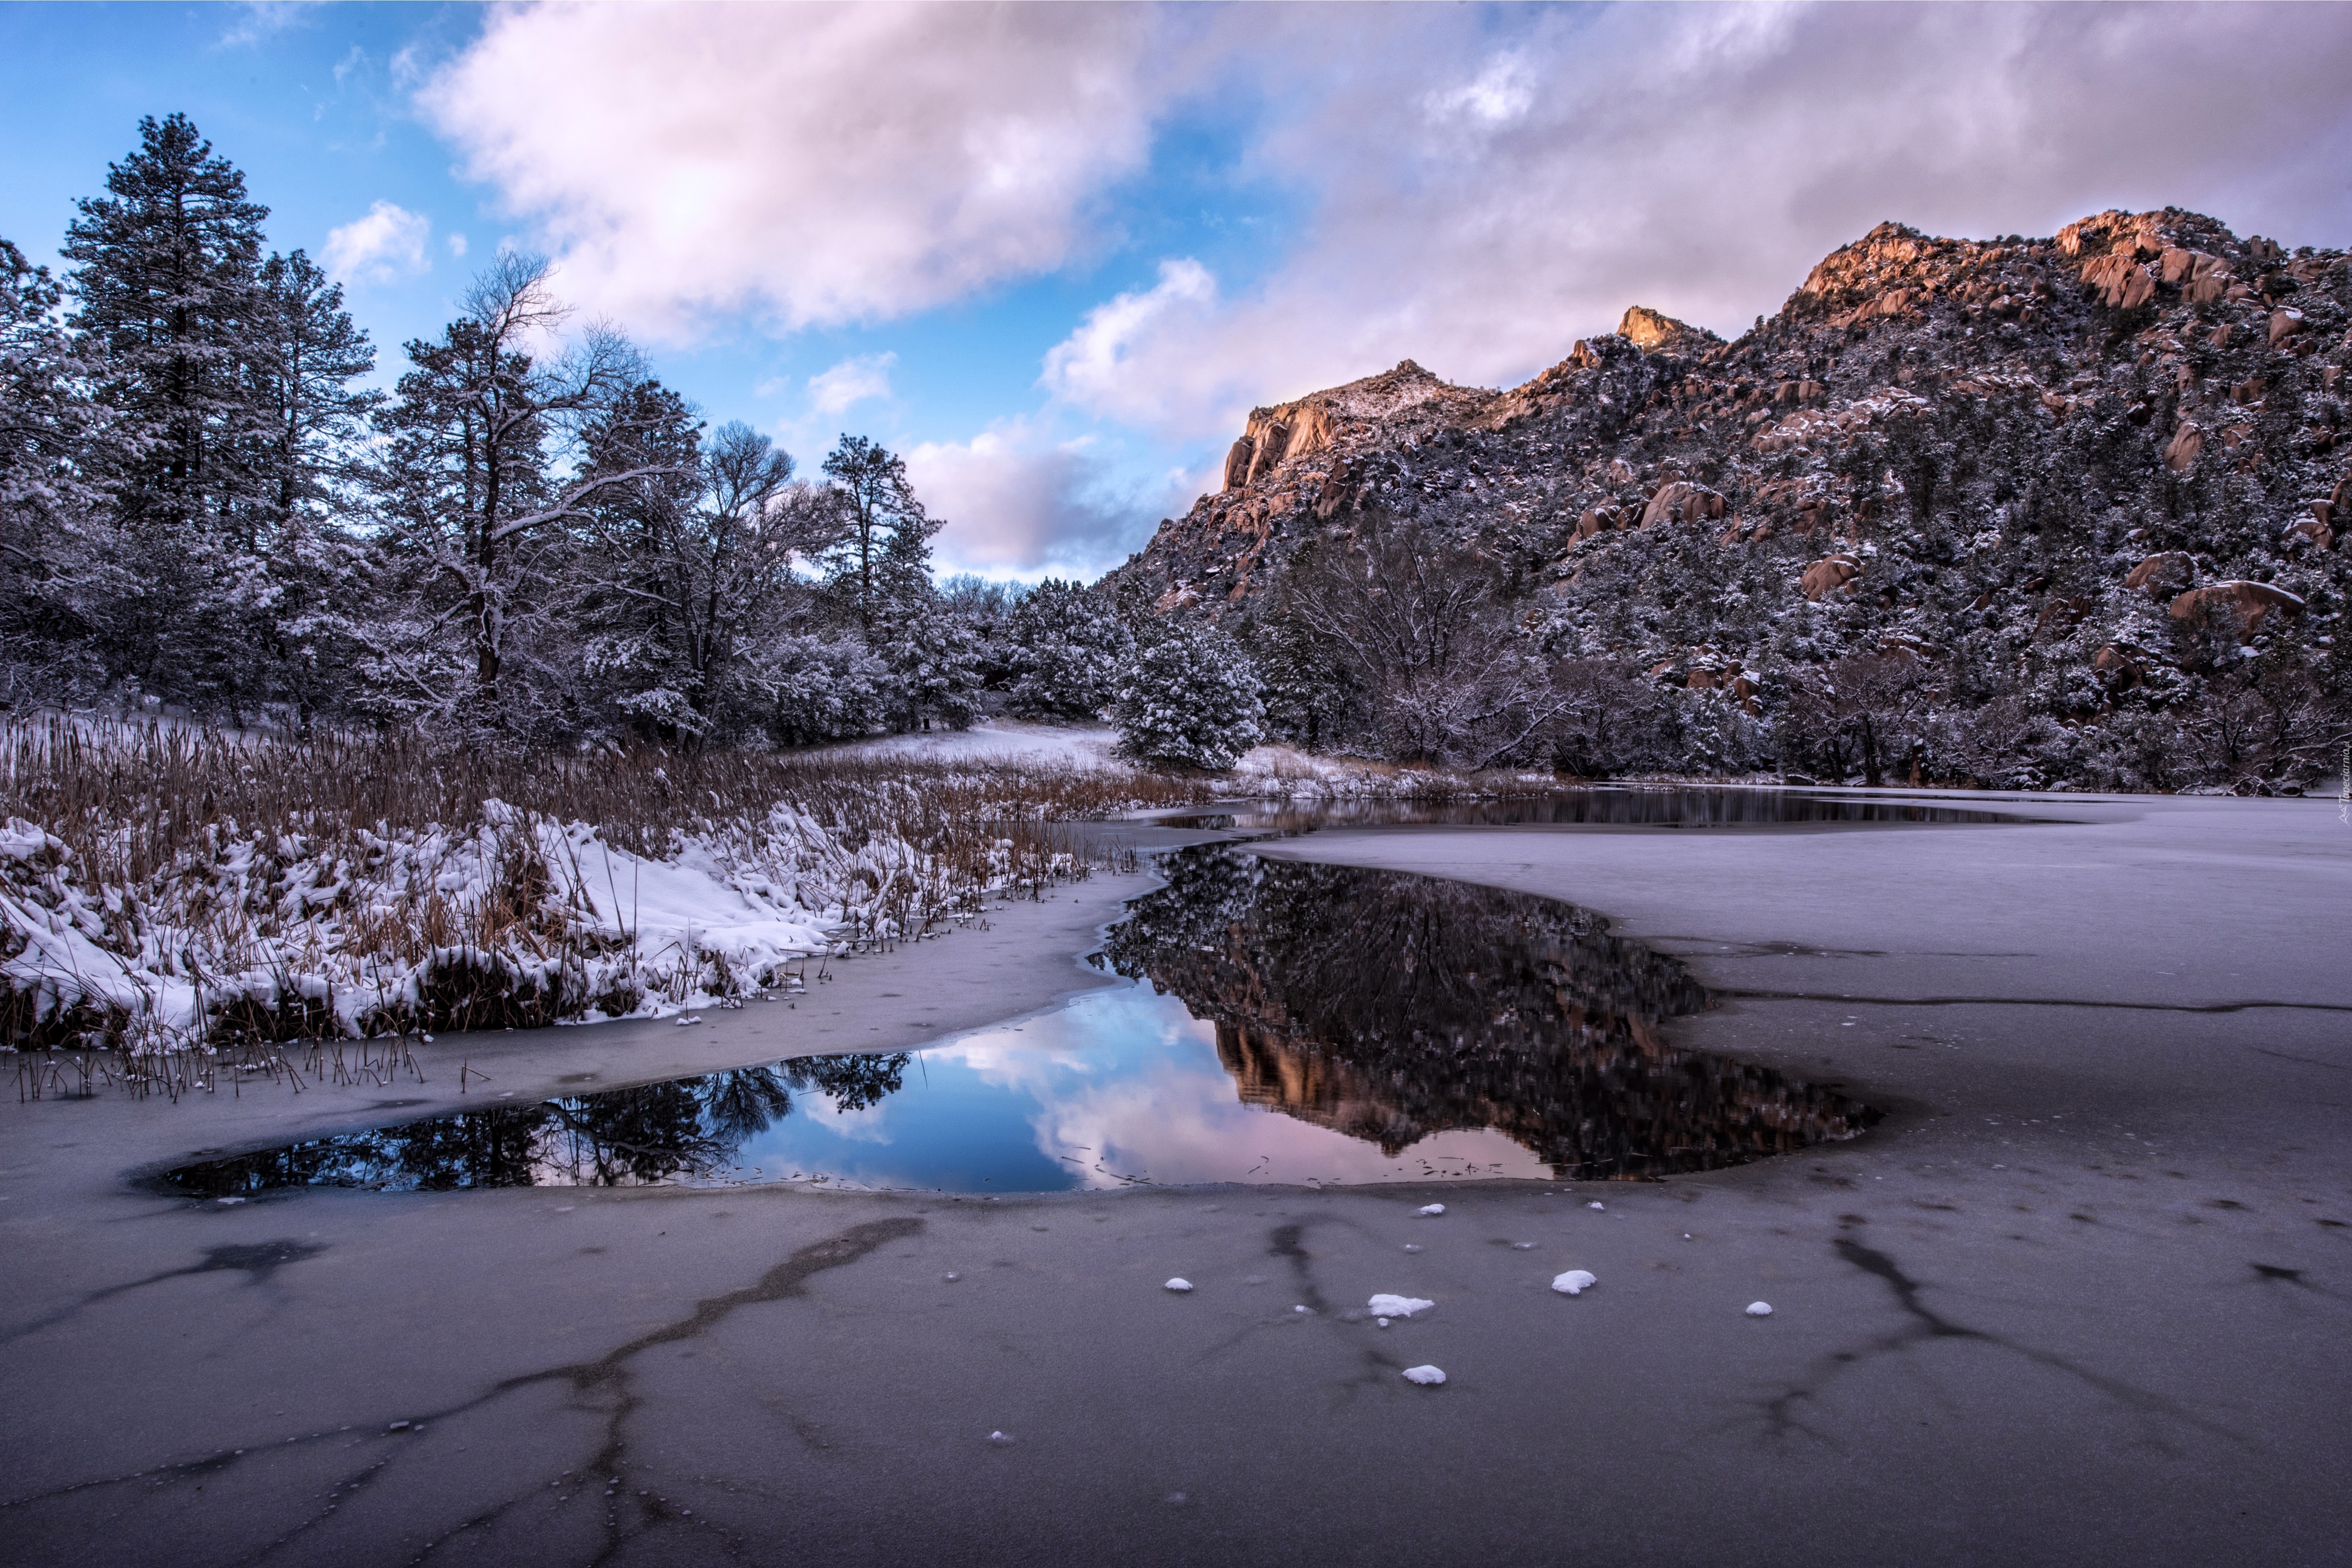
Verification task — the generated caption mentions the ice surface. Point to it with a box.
[1367,1294,1435,1318]
[1552,1270,1598,1296]
[1401,1365,1447,1386]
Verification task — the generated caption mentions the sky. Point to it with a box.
[5,2,2351,583]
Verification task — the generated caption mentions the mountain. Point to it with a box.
[1107,210,2349,792]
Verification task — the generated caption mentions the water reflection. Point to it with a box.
[1101,850,1874,1179]
[159,848,1878,1197]
[162,1057,909,1196]
[1156,788,2036,833]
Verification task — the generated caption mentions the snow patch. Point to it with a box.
[1401,1365,1447,1386]
[1551,1270,1598,1296]
[1367,1294,1434,1318]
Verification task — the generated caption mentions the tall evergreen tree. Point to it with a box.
[251,250,375,534]
[0,238,109,703]
[62,113,269,539]
[60,113,275,711]
[817,434,932,632]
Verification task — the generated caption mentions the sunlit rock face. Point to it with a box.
[1102,849,1876,1179]
[1106,210,2347,790]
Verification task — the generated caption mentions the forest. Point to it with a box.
[1,115,1156,755]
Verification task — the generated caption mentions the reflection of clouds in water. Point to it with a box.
[805,1093,897,1146]
[937,989,1214,1096]
[1027,1055,1551,1189]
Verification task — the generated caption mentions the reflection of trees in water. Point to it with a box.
[166,1054,912,1196]
[783,1053,906,1112]
[1102,849,1874,1179]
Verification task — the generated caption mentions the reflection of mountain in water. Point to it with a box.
[159,1054,912,1197]
[1101,849,1874,1179]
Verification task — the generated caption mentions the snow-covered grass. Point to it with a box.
[0,719,1214,1061]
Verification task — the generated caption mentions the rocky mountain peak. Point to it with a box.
[1617,305,1720,356]
[1109,204,2347,790]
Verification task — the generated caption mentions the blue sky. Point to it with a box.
[6,3,2350,580]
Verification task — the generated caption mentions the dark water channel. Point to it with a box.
[1155,786,2039,833]
[162,798,1915,1196]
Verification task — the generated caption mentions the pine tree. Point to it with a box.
[575,399,841,742]
[817,435,931,633]
[251,250,376,535]
[0,238,109,703]
[1006,577,1132,719]
[61,113,275,713]
[62,113,269,539]
[250,250,376,731]
[1112,622,1265,770]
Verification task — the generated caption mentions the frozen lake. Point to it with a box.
[6,787,2347,1568]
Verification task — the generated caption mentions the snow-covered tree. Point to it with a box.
[0,238,109,705]
[368,254,673,737]
[1112,622,1264,770]
[749,633,891,746]
[575,398,844,743]
[61,113,281,713]
[872,596,982,731]
[1006,577,1131,719]
[817,435,934,635]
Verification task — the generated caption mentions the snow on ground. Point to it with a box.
[814,721,1123,768]
[0,789,1083,1048]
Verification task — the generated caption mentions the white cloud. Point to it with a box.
[322,201,432,285]
[418,4,1185,340]
[906,421,1187,580]
[807,352,897,417]
[218,1,314,49]
[1042,3,2352,444]
[446,232,468,258]
[1422,51,1535,128]
[1039,259,1219,429]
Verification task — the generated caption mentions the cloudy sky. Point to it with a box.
[5,3,2351,580]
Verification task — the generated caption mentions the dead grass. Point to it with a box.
[0,718,1220,1056]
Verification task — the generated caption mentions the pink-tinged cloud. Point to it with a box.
[906,419,1198,579]
[419,2,1174,339]
[1043,3,2352,443]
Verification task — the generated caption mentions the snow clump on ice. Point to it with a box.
[1163,1278,1194,1293]
[1417,1204,1446,1216]
[1401,1365,1447,1386]
[1746,1301,1774,1317]
[1551,1270,1597,1296]
[1367,1294,1434,1318]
